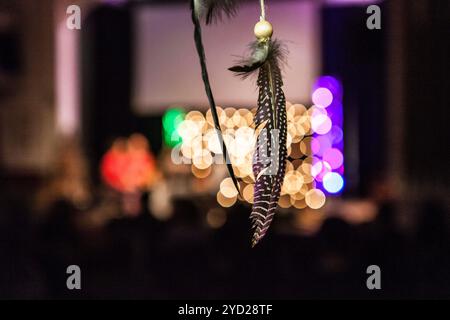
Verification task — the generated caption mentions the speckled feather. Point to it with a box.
[230,40,288,246]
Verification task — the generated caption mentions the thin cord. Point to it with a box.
[260,0,266,20]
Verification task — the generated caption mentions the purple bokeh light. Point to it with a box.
[311,75,344,195]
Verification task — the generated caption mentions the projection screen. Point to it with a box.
[133,1,321,114]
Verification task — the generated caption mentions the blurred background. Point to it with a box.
[0,0,449,299]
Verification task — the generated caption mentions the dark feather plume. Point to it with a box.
[229,39,286,77]
[228,41,269,77]
[230,39,288,247]
[194,0,241,24]
[190,0,240,194]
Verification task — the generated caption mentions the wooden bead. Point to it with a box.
[254,20,273,40]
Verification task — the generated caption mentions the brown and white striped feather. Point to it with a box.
[250,61,287,247]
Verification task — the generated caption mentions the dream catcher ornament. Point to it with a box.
[191,0,288,247]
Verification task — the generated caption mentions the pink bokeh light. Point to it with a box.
[312,87,334,108]
[312,114,332,135]
[323,148,344,169]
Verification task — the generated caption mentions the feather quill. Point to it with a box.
[190,0,240,194]
[229,39,288,246]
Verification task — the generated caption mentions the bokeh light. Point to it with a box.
[177,98,340,209]
[220,177,239,198]
[311,75,344,195]
[162,108,185,147]
[323,148,344,169]
[305,189,326,209]
[323,172,344,194]
[216,191,237,208]
[311,114,332,135]
[206,208,227,229]
[101,134,157,193]
[312,87,333,108]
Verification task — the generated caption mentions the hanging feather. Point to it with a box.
[229,39,288,247]
[190,0,240,194]
[193,0,241,24]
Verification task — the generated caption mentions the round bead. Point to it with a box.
[254,20,273,40]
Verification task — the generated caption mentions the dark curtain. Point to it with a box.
[322,4,387,196]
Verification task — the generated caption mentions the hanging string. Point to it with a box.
[260,0,266,20]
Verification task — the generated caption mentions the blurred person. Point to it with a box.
[34,140,92,217]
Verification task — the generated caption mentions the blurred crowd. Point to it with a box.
[1,168,449,299]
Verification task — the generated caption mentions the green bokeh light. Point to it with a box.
[162,108,185,147]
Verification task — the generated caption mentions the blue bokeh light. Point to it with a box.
[323,172,344,194]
